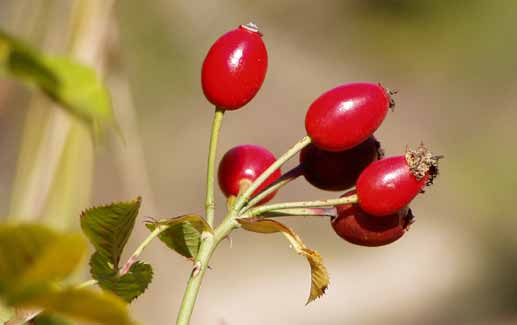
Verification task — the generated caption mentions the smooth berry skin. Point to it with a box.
[356,156,427,217]
[305,83,391,152]
[300,136,381,191]
[332,197,411,247]
[218,144,281,204]
[202,24,268,110]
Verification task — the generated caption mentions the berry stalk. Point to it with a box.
[255,207,337,219]
[245,194,359,218]
[242,164,304,212]
[205,108,225,226]
[233,136,312,212]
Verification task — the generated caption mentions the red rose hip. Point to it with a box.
[332,198,414,247]
[305,83,394,151]
[356,144,440,217]
[300,136,383,191]
[218,144,281,204]
[202,23,268,110]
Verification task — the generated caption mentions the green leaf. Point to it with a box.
[90,252,153,303]
[80,197,142,270]
[0,30,114,131]
[237,218,329,304]
[0,224,86,299]
[14,287,134,325]
[145,214,213,260]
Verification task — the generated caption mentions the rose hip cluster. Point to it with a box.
[202,23,440,247]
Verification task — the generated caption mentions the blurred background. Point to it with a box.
[1,0,517,324]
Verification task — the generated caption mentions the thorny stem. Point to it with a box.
[176,216,239,325]
[246,194,359,218]
[233,136,311,212]
[241,164,304,213]
[178,136,344,325]
[205,108,225,227]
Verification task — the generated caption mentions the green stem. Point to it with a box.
[233,136,311,212]
[205,108,225,227]
[241,164,304,213]
[176,217,238,325]
[246,194,359,218]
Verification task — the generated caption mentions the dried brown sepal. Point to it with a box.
[402,208,416,230]
[379,83,397,110]
[373,138,385,159]
[405,143,441,185]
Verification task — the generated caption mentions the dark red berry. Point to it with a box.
[300,136,383,191]
[332,194,414,247]
[218,144,281,204]
[356,144,440,217]
[201,23,268,110]
[305,83,393,151]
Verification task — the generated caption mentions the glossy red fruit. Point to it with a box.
[300,136,383,191]
[305,83,393,152]
[202,23,268,110]
[218,144,281,204]
[356,145,440,217]
[332,196,414,247]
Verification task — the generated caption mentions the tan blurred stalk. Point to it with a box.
[8,0,114,230]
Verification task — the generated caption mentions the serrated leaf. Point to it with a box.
[238,218,329,304]
[80,197,141,270]
[0,224,86,300]
[14,287,134,325]
[90,252,153,303]
[145,214,213,260]
[0,30,114,131]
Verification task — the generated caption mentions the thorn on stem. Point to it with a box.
[192,261,202,278]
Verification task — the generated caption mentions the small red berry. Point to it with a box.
[202,23,268,110]
[356,144,441,217]
[300,136,383,191]
[305,83,394,151]
[218,144,281,204]
[332,195,414,247]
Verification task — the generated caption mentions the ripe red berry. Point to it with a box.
[332,195,414,247]
[356,145,440,217]
[305,83,394,152]
[218,144,281,204]
[300,136,383,191]
[201,23,268,110]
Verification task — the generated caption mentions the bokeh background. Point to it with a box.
[1,0,517,324]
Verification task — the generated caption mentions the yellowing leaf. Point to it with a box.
[32,313,75,325]
[0,225,86,301]
[21,234,87,286]
[146,214,213,260]
[15,287,134,325]
[238,218,329,304]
